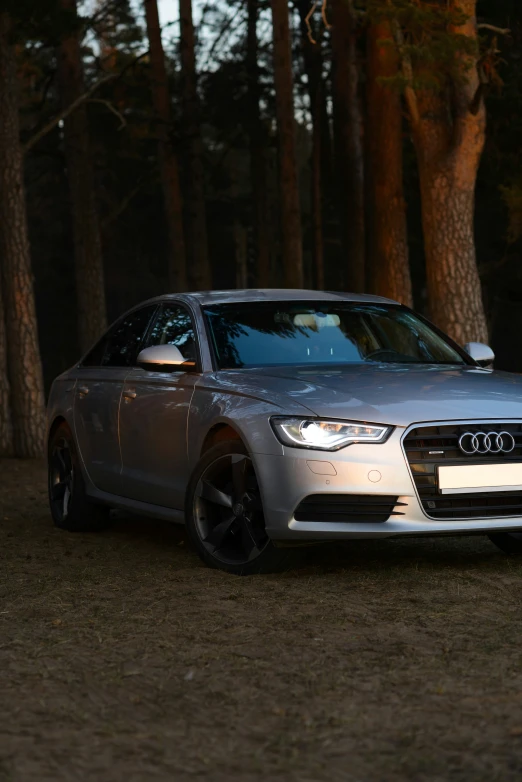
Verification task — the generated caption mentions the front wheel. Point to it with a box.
[488,532,522,555]
[184,441,291,575]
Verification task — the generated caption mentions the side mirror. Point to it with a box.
[136,344,195,372]
[464,341,495,367]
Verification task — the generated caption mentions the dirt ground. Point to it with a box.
[1,459,522,782]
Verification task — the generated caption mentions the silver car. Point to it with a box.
[47,289,522,574]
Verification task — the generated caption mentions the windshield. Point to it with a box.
[203,302,468,370]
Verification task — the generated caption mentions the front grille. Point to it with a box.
[403,423,522,520]
[294,494,406,523]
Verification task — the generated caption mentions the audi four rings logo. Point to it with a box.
[458,431,516,455]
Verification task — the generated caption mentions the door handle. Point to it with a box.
[78,386,90,397]
[123,389,137,401]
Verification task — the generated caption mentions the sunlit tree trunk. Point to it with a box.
[144,0,187,292]
[403,0,487,343]
[179,0,211,290]
[0,12,45,457]
[367,20,412,306]
[247,0,271,287]
[270,0,303,288]
[331,0,365,292]
[297,0,325,290]
[57,0,107,352]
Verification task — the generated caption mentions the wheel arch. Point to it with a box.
[47,415,70,448]
[200,422,243,456]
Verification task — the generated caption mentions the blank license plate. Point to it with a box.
[438,463,522,494]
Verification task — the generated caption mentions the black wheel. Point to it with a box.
[488,532,522,555]
[48,422,111,532]
[185,441,292,575]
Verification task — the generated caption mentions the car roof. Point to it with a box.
[163,289,400,306]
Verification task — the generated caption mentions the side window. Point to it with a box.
[101,305,157,368]
[146,304,197,363]
[81,333,111,367]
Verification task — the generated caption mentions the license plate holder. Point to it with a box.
[438,463,522,495]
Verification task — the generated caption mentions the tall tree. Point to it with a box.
[179,0,211,290]
[57,0,107,353]
[366,19,412,306]
[144,0,187,292]
[270,0,304,288]
[0,11,46,457]
[297,0,325,290]
[392,0,488,343]
[0,283,12,456]
[246,0,271,287]
[331,0,365,292]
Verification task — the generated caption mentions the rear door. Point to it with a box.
[73,305,158,494]
[118,302,200,509]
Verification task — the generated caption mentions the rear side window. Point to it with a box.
[81,305,157,368]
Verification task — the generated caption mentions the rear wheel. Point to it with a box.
[488,532,522,555]
[185,441,291,575]
[48,422,111,532]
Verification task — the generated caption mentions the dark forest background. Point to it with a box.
[1,0,522,456]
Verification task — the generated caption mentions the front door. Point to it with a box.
[119,302,200,509]
[73,304,158,494]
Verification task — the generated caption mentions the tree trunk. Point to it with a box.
[418,163,487,344]
[247,0,271,288]
[403,0,488,343]
[234,220,248,289]
[297,0,324,290]
[270,0,303,288]
[0,281,12,456]
[0,12,46,458]
[57,0,107,353]
[179,0,211,290]
[144,0,187,292]
[366,21,412,306]
[331,0,365,292]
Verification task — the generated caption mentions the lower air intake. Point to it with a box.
[294,494,405,523]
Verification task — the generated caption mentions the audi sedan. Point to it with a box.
[47,289,522,574]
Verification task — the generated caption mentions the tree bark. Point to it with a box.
[403,0,488,343]
[297,0,325,290]
[246,0,271,288]
[179,0,211,290]
[0,12,46,458]
[57,0,107,353]
[0,280,12,456]
[366,21,412,306]
[144,0,187,292]
[331,0,365,292]
[270,0,304,288]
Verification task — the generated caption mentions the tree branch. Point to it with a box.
[23,51,149,155]
[88,98,126,129]
[23,73,116,154]
[321,0,331,31]
[391,20,420,129]
[477,23,510,36]
[305,2,318,45]
[102,181,144,229]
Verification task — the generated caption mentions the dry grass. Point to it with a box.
[1,458,522,781]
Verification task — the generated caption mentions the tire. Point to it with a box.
[48,422,111,533]
[488,532,522,555]
[184,441,293,575]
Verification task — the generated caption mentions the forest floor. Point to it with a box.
[1,459,522,782]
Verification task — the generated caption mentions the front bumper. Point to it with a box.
[254,427,522,541]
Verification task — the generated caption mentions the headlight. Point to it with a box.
[270,417,392,451]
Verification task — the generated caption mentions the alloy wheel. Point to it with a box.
[194,453,269,566]
[49,438,74,523]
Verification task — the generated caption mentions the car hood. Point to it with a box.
[216,364,522,427]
